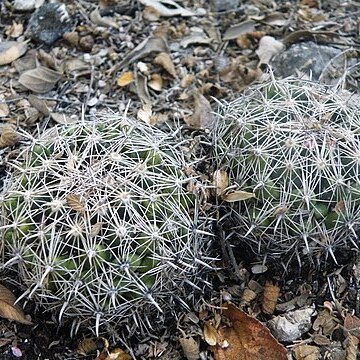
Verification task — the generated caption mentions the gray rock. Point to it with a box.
[210,0,240,12]
[267,307,315,342]
[271,41,353,82]
[13,0,44,11]
[26,3,73,45]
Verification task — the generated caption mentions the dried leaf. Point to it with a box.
[117,36,168,69]
[117,71,134,87]
[262,282,280,315]
[148,74,163,91]
[143,6,161,21]
[212,170,229,197]
[96,347,131,360]
[50,112,78,124]
[77,337,109,355]
[28,94,51,116]
[137,103,153,124]
[66,194,85,213]
[203,321,219,346]
[211,302,287,360]
[134,72,152,104]
[345,334,359,360]
[18,66,61,93]
[0,101,9,117]
[293,345,320,360]
[180,74,194,88]
[154,52,177,77]
[223,20,256,41]
[256,36,284,65]
[0,284,33,325]
[179,336,200,360]
[0,124,19,147]
[6,22,24,38]
[90,7,119,28]
[185,92,214,129]
[282,30,339,47]
[0,41,28,66]
[138,0,194,17]
[222,190,255,202]
[181,32,212,48]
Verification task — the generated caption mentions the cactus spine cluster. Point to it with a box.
[0,113,212,334]
[213,77,360,264]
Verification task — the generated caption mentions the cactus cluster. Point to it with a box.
[0,113,212,334]
[213,78,360,264]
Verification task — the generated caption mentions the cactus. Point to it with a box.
[213,77,360,265]
[0,112,212,335]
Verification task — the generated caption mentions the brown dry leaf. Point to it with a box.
[212,170,229,197]
[96,348,131,360]
[0,100,9,117]
[344,313,360,337]
[18,66,61,93]
[137,103,153,124]
[117,71,134,87]
[143,6,161,21]
[262,282,280,315]
[0,284,33,325]
[293,345,320,360]
[0,124,19,147]
[203,321,219,346]
[90,7,119,28]
[6,22,24,38]
[211,302,287,360]
[28,94,51,116]
[50,112,78,124]
[0,41,28,66]
[179,336,200,360]
[222,191,255,202]
[282,30,339,47]
[77,337,109,355]
[66,194,85,213]
[256,36,284,65]
[138,0,194,17]
[180,74,194,88]
[240,288,257,307]
[185,92,214,129]
[345,334,359,360]
[148,73,163,91]
[116,36,168,69]
[223,20,256,41]
[312,308,337,336]
[154,52,177,77]
[0,338,11,348]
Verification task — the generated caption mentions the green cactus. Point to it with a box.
[213,77,360,264]
[0,113,212,335]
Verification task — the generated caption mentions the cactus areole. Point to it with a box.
[0,113,212,335]
[214,78,360,265]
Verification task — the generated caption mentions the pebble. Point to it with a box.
[267,307,316,342]
[13,0,44,11]
[26,3,73,45]
[210,0,240,12]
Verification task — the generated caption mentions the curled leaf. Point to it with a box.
[138,0,194,17]
[0,41,28,66]
[66,194,85,213]
[212,170,229,197]
[203,321,219,346]
[18,66,61,93]
[154,52,177,77]
[222,190,255,202]
[117,71,134,87]
[0,284,33,325]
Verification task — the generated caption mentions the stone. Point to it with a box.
[267,307,315,342]
[26,3,73,45]
[271,41,356,83]
[210,0,240,12]
[13,0,44,11]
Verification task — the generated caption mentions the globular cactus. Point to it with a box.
[213,77,360,265]
[0,113,212,335]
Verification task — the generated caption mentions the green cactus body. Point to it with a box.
[0,113,212,335]
[214,78,360,263]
